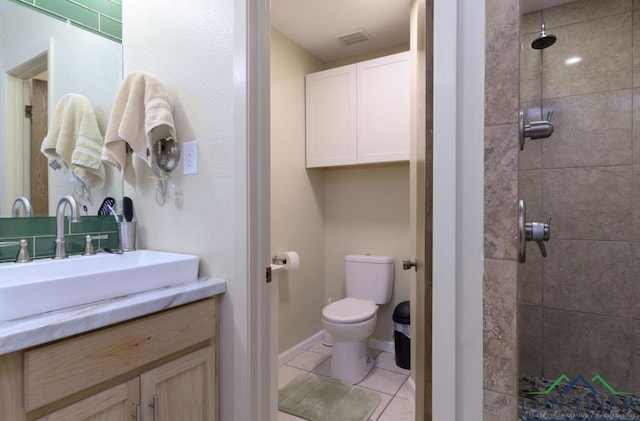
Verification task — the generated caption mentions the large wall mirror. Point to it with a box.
[0,0,123,217]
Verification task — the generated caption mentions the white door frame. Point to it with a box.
[1,51,48,215]
[238,0,273,420]
[431,0,485,419]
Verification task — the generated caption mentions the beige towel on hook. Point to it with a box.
[40,94,106,189]
[102,70,176,187]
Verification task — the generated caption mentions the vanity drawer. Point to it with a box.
[23,298,217,412]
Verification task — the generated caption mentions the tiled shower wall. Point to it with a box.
[484,0,520,418]
[519,0,640,393]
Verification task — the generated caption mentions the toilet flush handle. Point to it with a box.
[402,258,417,272]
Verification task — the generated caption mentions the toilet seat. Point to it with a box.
[322,298,377,324]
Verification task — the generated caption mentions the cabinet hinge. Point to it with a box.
[266,266,272,283]
[24,105,32,119]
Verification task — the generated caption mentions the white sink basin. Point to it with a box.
[0,250,199,320]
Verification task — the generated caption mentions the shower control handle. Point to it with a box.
[525,120,554,140]
[525,218,551,257]
[518,200,552,263]
[519,110,555,151]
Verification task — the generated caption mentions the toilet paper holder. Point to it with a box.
[272,254,288,265]
[271,255,287,265]
[271,251,300,272]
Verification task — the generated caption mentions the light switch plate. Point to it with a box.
[183,141,198,175]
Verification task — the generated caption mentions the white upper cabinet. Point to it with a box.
[305,65,358,167]
[305,51,409,168]
[356,53,410,163]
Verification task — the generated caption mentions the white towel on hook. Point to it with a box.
[102,70,176,188]
[40,94,106,189]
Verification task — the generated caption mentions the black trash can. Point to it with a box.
[393,301,410,370]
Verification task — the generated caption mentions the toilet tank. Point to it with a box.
[345,254,394,304]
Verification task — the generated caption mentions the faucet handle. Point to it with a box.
[83,235,95,256]
[518,200,553,262]
[15,239,32,263]
[83,234,108,255]
[525,219,551,257]
[546,110,553,122]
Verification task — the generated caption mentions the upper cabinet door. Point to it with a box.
[356,52,410,164]
[305,65,357,168]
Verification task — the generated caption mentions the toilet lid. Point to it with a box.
[323,298,377,324]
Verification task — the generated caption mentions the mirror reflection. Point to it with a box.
[0,1,123,217]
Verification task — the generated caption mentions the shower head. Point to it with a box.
[531,23,556,49]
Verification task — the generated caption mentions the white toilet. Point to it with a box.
[322,254,394,384]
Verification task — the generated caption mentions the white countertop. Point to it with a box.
[0,277,226,355]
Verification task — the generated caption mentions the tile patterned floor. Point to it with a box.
[278,342,415,421]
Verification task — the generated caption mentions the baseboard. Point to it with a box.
[278,332,395,367]
[368,338,395,353]
[278,330,324,367]
[407,376,416,393]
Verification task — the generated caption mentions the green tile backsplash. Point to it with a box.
[9,0,122,43]
[0,216,118,262]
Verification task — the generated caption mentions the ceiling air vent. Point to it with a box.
[334,28,372,46]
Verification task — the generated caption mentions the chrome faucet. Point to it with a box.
[12,196,32,217]
[54,195,82,259]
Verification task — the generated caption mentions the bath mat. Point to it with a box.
[278,373,381,421]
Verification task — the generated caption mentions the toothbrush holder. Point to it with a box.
[117,221,136,251]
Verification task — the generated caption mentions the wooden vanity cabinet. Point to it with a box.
[33,379,140,421]
[0,297,218,421]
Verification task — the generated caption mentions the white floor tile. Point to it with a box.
[395,378,415,403]
[278,411,306,421]
[375,351,411,375]
[286,350,330,371]
[277,340,409,421]
[278,365,307,389]
[378,396,415,421]
[368,392,393,421]
[311,358,332,377]
[369,348,383,360]
[358,367,408,395]
[309,342,333,355]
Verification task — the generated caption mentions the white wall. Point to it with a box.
[122,1,242,419]
[0,3,122,215]
[270,29,326,353]
[123,2,234,276]
[322,47,412,343]
[324,43,410,70]
[324,165,411,341]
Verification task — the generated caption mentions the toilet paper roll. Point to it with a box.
[282,251,300,271]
